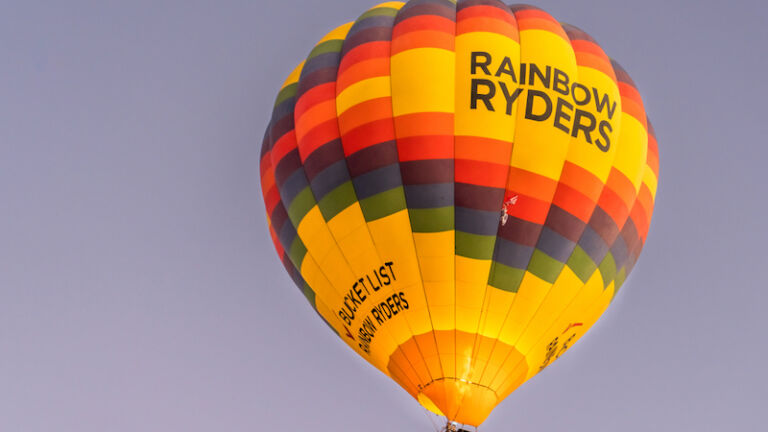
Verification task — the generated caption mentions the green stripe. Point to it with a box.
[488,262,525,293]
[360,187,407,221]
[358,6,400,21]
[287,187,317,225]
[308,39,344,60]
[527,249,564,284]
[456,231,495,260]
[566,245,597,283]
[598,252,617,289]
[274,82,298,108]
[302,283,316,306]
[318,181,358,221]
[408,206,454,232]
[287,237,308,266]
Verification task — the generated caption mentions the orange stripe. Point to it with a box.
[597,187,629,228]
[264,187,282,215]
[455,136,513,164]
[605,168,637,208]
[342,117,396,156]
[506,167,558,202]
[338,41,391,75]
[261,168,276,195]
[455,159,509,188]
[551,183,595,223]
[457,17,518,39]
[505,193,550,224]
[392,29,455,54]
[298,118,339,159]
[458,5,517,27]
[336,57,390,93]
[571,40,609,61]
[628,200,649,240]
[618,82,645,111]
[337,97,393,136]
[575,52,616,81]
[647,137,660,175]
[558,161,604,202]
[635,186,653,228]
[271,130,298,164]
[394,112,454,137]
[647,154,659,178]
[295,99,337,143]
[259,153,271,176]
[397,135,454,161]
[294,82,334,117]
[620,95,647,127]
[392,14,455,36]
[517,18,568,42]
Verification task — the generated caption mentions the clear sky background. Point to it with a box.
[1,0,766,431]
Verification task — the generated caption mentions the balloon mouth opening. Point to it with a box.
[417,378,498,427]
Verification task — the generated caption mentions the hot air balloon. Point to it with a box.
[260,0,659,429]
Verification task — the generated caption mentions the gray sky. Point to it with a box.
[1,0,766,431]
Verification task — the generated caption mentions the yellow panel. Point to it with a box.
[613,115,648,192]
[336,76,391,115]
[456,256,492,284]
[643,165,659,199]
[497,272,551,345]
[510,30,577,179]
[327,202,366,239]
[455,300,482,334]
[515,266,583,351]
[316,23,354,44]
[391,48,456,116]
[520,269,605,381]
[419,255,454,283]
[299,256,347,324]
[563,67,621,182]
[373,1,405,9]
[413,231,454,258]
[428,304,455,331]
[454,32,520,142]
[478,287,515,337]
[296,206,337,262]
[367,211,433,336]
[281,61,305,89]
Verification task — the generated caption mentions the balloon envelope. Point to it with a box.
[260,0,658,426]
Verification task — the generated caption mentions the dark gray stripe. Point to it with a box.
[280,168,311,206]
[497,216,541,246]
[609,234,629,270]
[404,183,453,208]
[273,149,302,185]
[310,159,352,201]
[537,226,576,263]
[278,216,298,248]
[545,205,587,243]
[350,14,396,34]
[492,237,534,269]
[455,206,500,236]
[457,0,511,12]
[578,224,609,264]
[352,163,403,200]
[303,139,345,180]
[298,52,340,80]
[455,182,505,212]
[589,206,619,243]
